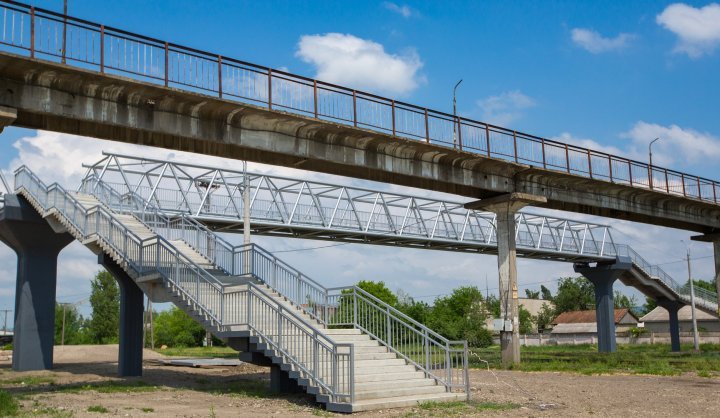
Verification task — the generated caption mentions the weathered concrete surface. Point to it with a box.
[2,53,720,232]
[0,104,16,132]
[468,193,547,364]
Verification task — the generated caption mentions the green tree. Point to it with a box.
[553,276,594,314]
[54,303,86,345]
[154,306,206,347]
[524,289,540,299]
[534,302,555,332]
[87,270,119,344]
[428,286,492,347]
[613,291,637,309]
[643,296,658,315]
[518,305,533,334]
[396,290,431,324]
[356,280,398,307]
[540,285,553,301]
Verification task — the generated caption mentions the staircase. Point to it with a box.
[14,166,469,412]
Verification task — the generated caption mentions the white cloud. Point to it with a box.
[296,33,424,96]
[553,132,628,157]
[657,3,720,58]
[571,28,635,53]
[476,90,536,126]
[383,2,416,18]
[621,121,720,166]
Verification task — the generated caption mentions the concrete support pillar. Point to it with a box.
[99,254,145,377]
[0,195,73,371]
[656,298,682,352]
[269,364,301,394]
[574,260,631,353]
[465,193,546,365]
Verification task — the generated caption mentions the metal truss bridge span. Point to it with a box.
[81,153,618,263]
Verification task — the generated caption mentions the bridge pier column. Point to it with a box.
[465,193,547,365]
[573,260,632,353]
[99,254,145,377]
[0,194,73,371]
[656,298,682,352]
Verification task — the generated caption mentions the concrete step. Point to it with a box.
[353,370,424,382]
[344,392,464,413]
[354,384,446,401]
[355,378,436,391]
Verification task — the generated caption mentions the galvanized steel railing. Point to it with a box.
[618,245,718,312]
[83,173,470,397]
[1,0,719,204]
[82,153,619,262]
[15,166,355,404]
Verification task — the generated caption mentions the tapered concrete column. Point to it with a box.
[0,194,73,371]
[573,260,631,353]
[656,298,682,352]
[99,254,145,376]
[466,193,546,364]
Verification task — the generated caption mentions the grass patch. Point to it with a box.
[27,402,74,418]
[59,380,161,394]
[416,401,519,415]
[141,407,154,413]
[154,346,237,358]
[0,389,19,417]
[470,343,720,376]
[87,405,109,413]
[0,375,56,386]
[196,379,270,398]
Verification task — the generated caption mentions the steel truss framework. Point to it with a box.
[81,153,618,262]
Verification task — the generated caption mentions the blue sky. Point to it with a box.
[1,1,720,320]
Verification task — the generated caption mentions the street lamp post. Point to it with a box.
[452,79,463,150]
[648,137,660,189]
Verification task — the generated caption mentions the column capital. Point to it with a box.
[464,192,546,213]
[0,106,17,133]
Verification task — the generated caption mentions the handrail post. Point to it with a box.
[456,117,463,151]
[464,341,470,400]
[313,80,318,118]
[541,138,547,169]
[424,109,430,143]
[386,305,392,346]
[217,55,223,98]
[353,288,358,327]
[100,25,105,73]
[267,69,273,110]
[485,125,491,157]
[513,131,518,163]
[391,100,396,137]
[164,42,169,87]
[30,7,35,58]
[352,90,357,127]
[349,344,355,404]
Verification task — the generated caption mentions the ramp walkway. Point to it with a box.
[13,166,469,412]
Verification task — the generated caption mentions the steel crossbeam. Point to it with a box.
[81,153,618,262]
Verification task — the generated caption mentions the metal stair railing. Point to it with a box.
[327,285,469,395]
[617,245,718,311]
[84,174,470,397]
[16,166,354,404]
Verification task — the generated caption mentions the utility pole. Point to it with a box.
[1,309,10,335]
[452,79,463,150]
[686,247,700,351]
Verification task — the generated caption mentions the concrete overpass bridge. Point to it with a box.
[0,0,718,376]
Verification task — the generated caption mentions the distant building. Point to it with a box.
[551,309,639,335]
[640,306,720,333]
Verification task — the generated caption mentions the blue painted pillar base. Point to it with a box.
[656,298,682,352]
[99,254,145,377]
[574,259,632,353]
[0,195,73,371]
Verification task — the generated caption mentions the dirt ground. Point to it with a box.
[1,345,718,417]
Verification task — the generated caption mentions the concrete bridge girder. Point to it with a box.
[1,54,720,233]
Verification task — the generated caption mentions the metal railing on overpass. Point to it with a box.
[1,0,719,205]
[80,153,618,262]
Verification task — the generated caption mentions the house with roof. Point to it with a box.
[640,306,720,333]
[551,308,639,336]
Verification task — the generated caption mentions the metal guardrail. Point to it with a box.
[617,245,718,311]
[14,166,355,404]
[84,174,470,397]
[81,153,619,261]
[0,0,719,205]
